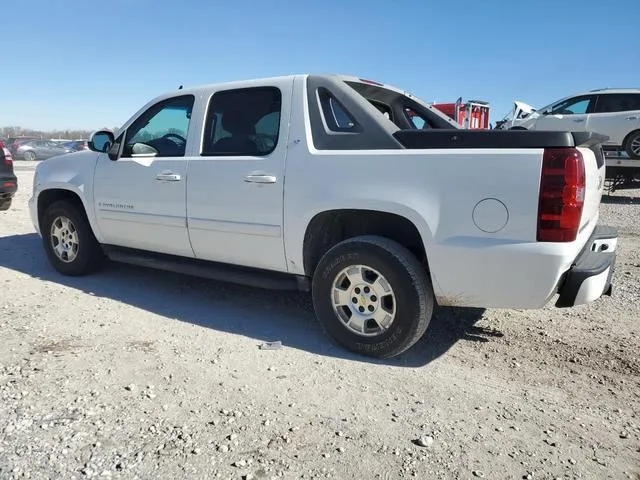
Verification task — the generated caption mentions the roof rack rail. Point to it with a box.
[589,87,640,92]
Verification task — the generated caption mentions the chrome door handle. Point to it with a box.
[626,116,638,120]
[244,174,277,184]
[156,173,181,181]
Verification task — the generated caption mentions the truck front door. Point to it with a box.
[93,94,196,258]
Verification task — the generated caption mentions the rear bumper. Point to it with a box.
[555,225,617,307]
[0,177,17,199]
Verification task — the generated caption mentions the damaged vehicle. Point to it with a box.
[496,88,640,159]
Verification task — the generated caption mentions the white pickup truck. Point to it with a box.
[29,74,618,358]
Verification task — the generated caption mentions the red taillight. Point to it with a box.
[3,181,16,188]
[537,148,585,242]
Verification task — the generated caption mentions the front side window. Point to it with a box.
[548,96,594,115]
[123,95,194,157]
[202,87,281,156]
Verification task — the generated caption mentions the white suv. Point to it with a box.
[502,88,640,159]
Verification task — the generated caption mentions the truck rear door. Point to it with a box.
[186,78,292,272]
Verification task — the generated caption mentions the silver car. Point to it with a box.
[16,140,72,161]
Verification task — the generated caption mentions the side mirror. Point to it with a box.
[88,130,115,153]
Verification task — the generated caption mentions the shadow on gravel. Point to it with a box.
[601,194,640,205]
[0,233,488,367]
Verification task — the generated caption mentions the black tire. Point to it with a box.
[24,150,36,161]
[41,200,105,276]
[0,199,11,211]
[311,235,434,359]
[624,130,640,159]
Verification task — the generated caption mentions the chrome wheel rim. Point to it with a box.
[50,216,79,263]
[331,265,396,337]
[631,136,640,157]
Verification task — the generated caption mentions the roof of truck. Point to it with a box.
[170,74,414,97]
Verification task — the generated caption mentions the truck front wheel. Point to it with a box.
[41,200,105,276]
[311,235,434,359]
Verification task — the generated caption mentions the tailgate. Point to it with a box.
[574,133,606,232]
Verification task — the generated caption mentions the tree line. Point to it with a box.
[1,126,119,140]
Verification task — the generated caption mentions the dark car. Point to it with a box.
[62,140,89,151]
[0,143,17,211]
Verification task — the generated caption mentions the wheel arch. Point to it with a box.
[301,207,435,281]
[36,187,98,240]
[622,128,640,155]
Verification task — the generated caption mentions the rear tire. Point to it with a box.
[41,200,105,276]
[24,151,36,161]
[624,130,640,159]
[0,199,11,211]
[311,235,434,359]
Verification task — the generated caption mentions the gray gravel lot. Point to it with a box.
[1,166,639,479]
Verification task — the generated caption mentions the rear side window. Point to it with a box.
[202,87,281,156]
[595,93,640,113]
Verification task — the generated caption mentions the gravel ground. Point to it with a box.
[1,166,639,480]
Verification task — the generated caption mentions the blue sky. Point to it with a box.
[1,0,638,131]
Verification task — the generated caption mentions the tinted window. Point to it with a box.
[595,93,640,113]
[318,88,358,132]
[202,87,281,156]
[123,95,194,157]
[549,96,594,115]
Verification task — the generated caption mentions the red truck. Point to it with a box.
[430,97,491,129]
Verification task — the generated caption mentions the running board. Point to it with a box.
[103,246,310,292]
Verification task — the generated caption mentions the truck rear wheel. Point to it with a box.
[41,200,105,276]
[311,235,434,358]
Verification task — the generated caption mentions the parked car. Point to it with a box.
[62,140,89,151]
[7,136,40,155]
[0,143,17,210]
[16,140,73,161]
[499,88,640,158]
[29,74,617,359]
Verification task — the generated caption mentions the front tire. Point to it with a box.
[24,151,36,161]
[311,235,434,359]
[41,200,105,276]
[624,130,640,159]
